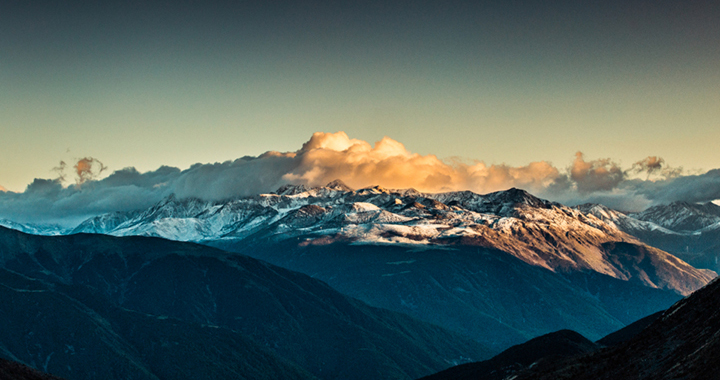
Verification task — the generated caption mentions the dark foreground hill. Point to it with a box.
[0,227,489,380]
[510,277,720,379]
[419,329,598,380]
[0,357,64,380]
[418,309,666,380]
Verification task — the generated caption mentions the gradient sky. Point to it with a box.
[1,0,719,193]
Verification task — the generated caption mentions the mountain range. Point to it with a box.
[0,226,488,380]
[68,183,713,294]
[5,183,713,351]
[578,201,720,272]
[1,183,717,377]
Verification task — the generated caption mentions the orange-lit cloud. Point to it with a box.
[570,152,625,193]
[52,157,108,185]
[1,131,719,226]
[282,132,560,194]
[0,185,6,192]
[74,157,107,185]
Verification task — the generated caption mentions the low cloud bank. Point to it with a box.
[1,131,717,226]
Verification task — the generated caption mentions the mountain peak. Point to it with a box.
[633,200,720,232]
[484,187,550,209]
[356,185,390,195]
[274,184,310,195]
[324,179,353,192]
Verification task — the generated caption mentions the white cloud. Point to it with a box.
[0,131,718,225]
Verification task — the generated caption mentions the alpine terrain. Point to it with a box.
[0,226,489,380]
[578,201,720,272]
[61,183,713,351]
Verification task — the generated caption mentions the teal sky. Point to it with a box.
[1,0,719,192]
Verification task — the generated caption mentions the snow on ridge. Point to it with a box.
[32,185,714,295]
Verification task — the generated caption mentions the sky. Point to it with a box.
[1,0,719,225]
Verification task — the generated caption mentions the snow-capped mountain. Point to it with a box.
[7,182,711,353]
[578,202,720,272]
[631,201,720,233]
[71,181,713,296]
[0,218,67,236]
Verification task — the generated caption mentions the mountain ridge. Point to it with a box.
[0,226,489,380]
[62,183,713,296]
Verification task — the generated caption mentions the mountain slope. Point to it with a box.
[512,276,720,379]
[579,202,720,273]
[0,227,488,380]
[419,329,598,380]
[0,357,65,380]
[56,185,714,352]
[0,270,316,380]
[73,185,712,295]
[224,240,683,352]
[632,201,720,232]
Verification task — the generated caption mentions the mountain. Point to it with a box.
[595,310,663,347]
[0,219,66,236]
[59,184,714,352]
[509,276,720,379]
[632,201,720,232]
[73,184,712,295]
[0,227,489,380]
[0,357,65,380]
[420,309,669,380]
[419,329,599,380]
[226,241,684,352]
[579,202,720,272]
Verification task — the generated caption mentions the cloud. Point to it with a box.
[569,152,625,193]
[632,156,664,175]
[630,156,683,180]
[280,132,562,194]
[74,157,108,185]
[0,131,718,226]
[632,169,720,205]
[52,157,108,185]
[0,185,6,192]
[52,161,67,182]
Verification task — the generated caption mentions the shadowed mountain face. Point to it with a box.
[595,311,664,348]
[419,309,669,380]
[0,227,489,380]
[0,357,65,380]
[419,329,599,380]
[510,277,720,379]
[223,240,683,352]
